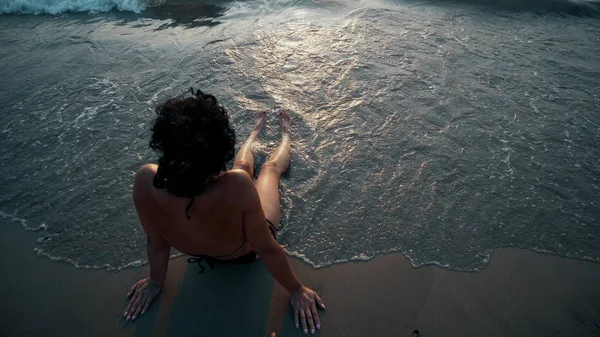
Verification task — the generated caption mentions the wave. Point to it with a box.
[2,0,599,17]
[0,0,166,14]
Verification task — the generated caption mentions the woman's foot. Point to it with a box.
[232,110,268,177]
[258,111,291,175]
[279,111,291,138]
[251,110,268,137]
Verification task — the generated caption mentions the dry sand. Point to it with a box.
[1,221,599,337]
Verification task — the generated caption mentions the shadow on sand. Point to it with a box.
[134,259,276,337]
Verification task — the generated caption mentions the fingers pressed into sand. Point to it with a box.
[132,299,145,320]
[315,293,325,309]
[142,299,151,315]
[127,295,141,320]
[306,308,315,335]
[300,309,308,335]
[124,299,131,316]
[125,294,137,317]
[127,283,137,298]
[311,305,321,331]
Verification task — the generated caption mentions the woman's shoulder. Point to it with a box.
[217,169,256,194]
[135,164,158,183]
[132,164,158,197]
[220,169,253,183]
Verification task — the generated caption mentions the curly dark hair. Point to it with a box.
[150,89,236,218]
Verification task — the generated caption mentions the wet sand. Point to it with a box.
[2,221,599,337]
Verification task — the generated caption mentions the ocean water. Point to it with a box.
[0,0,599,271]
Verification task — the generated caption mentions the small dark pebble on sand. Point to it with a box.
[412,329,420,335]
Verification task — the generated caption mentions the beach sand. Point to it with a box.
[2,222,599,337]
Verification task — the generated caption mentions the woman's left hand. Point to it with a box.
[290,286,326,335]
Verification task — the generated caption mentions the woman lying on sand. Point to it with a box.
[124,89,324,335]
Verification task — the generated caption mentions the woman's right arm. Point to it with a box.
[124,165,170,322]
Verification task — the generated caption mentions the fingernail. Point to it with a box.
[311,328,315,334]
[132,316,136,320]
[126,316,131,321]
[317,324,321,330]
[304,329,308,335]
[124,312,127,316]
[296,324,299,329]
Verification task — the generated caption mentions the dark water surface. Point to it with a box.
[0,0,599,270]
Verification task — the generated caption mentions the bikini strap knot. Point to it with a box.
[187,255,216,273]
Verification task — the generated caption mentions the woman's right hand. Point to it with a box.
[290,286,326,335]
[124,277,162,321]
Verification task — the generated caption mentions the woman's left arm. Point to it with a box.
[237,172,326,334]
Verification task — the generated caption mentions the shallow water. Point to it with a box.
[0,0,599,271]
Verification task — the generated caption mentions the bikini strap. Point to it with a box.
[266,219,279,239]
[187,238,247,273]
[185,196,194,220]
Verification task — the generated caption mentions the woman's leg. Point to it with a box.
[255,112,292,229]
[232,111,268,177]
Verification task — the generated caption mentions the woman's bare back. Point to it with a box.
[134,166,255,259]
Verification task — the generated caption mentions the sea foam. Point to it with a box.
[0,0,165,14]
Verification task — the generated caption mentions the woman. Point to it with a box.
[124,89,324,335]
